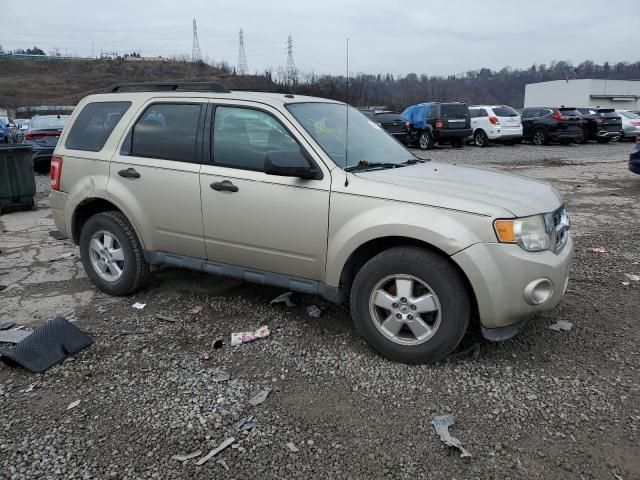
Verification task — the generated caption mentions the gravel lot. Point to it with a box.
[1,141,639,479]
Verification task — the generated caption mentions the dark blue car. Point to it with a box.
[630,136,640,175]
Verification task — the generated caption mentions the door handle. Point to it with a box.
[210,181,238,193]
[118,168,140,179]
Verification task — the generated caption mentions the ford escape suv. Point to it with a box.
[49,82,573,364]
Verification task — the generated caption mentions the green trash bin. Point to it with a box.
[0,144,36,214]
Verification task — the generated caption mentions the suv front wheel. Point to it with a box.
[79,211,150,296]
[350,247,470,364]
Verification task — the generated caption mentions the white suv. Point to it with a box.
[469,105,523,147]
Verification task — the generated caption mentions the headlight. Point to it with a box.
[494,215,550,252]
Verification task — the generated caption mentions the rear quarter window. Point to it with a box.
[65,102,131,152]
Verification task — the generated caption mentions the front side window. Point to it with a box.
[212,106,300,171]
[287,102,415,170]
[66,102,131,152]
[125,103,202,162]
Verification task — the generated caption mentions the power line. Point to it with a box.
[192,19,202,62]
[237,28,248,75]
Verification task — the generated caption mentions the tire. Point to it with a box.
[79,211,150,296]
[532,128,548,146]
[418,131,433,150]
[473,130,488,147]
[350,247,471,364]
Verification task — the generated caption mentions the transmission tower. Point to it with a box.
[191,19,202,62]
[285,35,296,85]
[237,29,248,75]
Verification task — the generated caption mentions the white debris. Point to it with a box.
[132,302,146,310]
[230,325,270,346]
[526,394,538,401]
[171,450,202,462]
[248,388,271,407]
[66,400,81,411]
[625,273,640,282]
[270,291,295,307]
[306,305,322,318]
[286,442,299,452]
[549,320,573,332]
[21,382,38,393]
[432,415,472,458]
[195,437,235,466]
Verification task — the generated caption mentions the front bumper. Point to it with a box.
[453,235,573,331]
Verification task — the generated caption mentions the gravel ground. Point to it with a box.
[1,141,639,479]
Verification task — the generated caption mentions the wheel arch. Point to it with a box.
[336,236,479,323]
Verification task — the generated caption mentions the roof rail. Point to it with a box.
[106,82,231,93]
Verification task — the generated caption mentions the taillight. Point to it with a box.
[552,110,568,121]
[405,121,412,130]
[50,156,63,191]
[489,116,499,125]
[630,120,640,126]
[435,118,443,129]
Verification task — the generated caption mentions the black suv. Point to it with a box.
[371,112,410,145]
[403,102,471,149]
[521,107,584,145]
[576,108,623,143]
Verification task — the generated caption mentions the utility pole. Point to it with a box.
[285,35,296,88]
[192,19,202,62]
[237,29,248,75]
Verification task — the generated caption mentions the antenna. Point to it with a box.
[285,35,296,88]
[344,38,350,187]
[192,19,202,62]
[237,29,248,75]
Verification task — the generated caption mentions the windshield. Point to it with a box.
[492,106,519,117]
[30,116,70,130]
[287,102,414,170]
[619,111,640,119]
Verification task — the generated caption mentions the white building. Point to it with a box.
[524,79,640,110]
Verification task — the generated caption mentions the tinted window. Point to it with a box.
[492,106,519,117]
[30,116,70,130]
[540,109,553,117]
[441,104,469,118]
[213,106,300,172]
[559,108,581,117]
[373,113,403,123]
[479,109,489,117]
[469,109,479,118]
[65,102,131,152]
[127,103,201,162]
[596,109,618,118]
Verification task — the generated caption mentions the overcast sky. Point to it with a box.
[1,0,637,76]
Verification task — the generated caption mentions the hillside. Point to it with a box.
[0,58,275,109]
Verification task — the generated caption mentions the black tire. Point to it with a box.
[350,247,471,364]
[79,211,150,296]
[451,138,464,148]
[418,131,433,150]
[473,130,488,147]
[532,128,548,146]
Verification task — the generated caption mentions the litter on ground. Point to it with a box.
[270,292,295,307]
[132,302,146,310]
[189,305,204,315]
[230,325,270,346]
[20,382,38,393]
[549,320,573,332]
[66,400,81,410]
[171,450,202,462]
[195,437,235,465]
[248,388,271,407]
[625,273,640,282]
[306,305,322,318]
[588,247,609,254]
[232,416,257,432]
[286,442,299,452]
[432,415,472,458]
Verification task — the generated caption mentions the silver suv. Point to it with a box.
[49,82,573,363]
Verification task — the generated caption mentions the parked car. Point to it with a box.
[576,108,623,143]
[468,105,522,147]
[49,83,572,364]
[0,115,17,143]
[24,114,70,172]
[14,118,30,132]
[615,110,640,140]
[403,102,471,149]
[521,107,584,145]
[630,135,640,175]
[371,112,410,144]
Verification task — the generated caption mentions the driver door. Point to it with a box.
[199,102,331,280]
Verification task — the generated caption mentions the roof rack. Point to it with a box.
[107,82,231,93]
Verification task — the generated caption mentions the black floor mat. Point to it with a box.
[0,317,93,373]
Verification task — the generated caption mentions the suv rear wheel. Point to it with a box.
[79,211,150,296]
[350,247,470,364]
[473,130,488,147]
[532,129,548,146]
[418,131,433,150]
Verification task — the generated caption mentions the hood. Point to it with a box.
[354,162,563,217]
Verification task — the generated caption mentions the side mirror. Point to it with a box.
[264,150,319,180]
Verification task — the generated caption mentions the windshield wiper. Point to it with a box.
[402,158,427,165]
[344,162,402,172]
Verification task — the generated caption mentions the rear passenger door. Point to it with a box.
[199,102,331,281]
[108,100,207,259]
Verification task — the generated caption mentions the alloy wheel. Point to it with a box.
[89,230,125,282]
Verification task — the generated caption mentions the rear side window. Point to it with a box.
[597,109,618,118]
[559,108,581,117]
[540,109,553,117]
[441,104,469,118]
[492,106,518,117]
[65,102,130,151]
[125,103,202,162]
